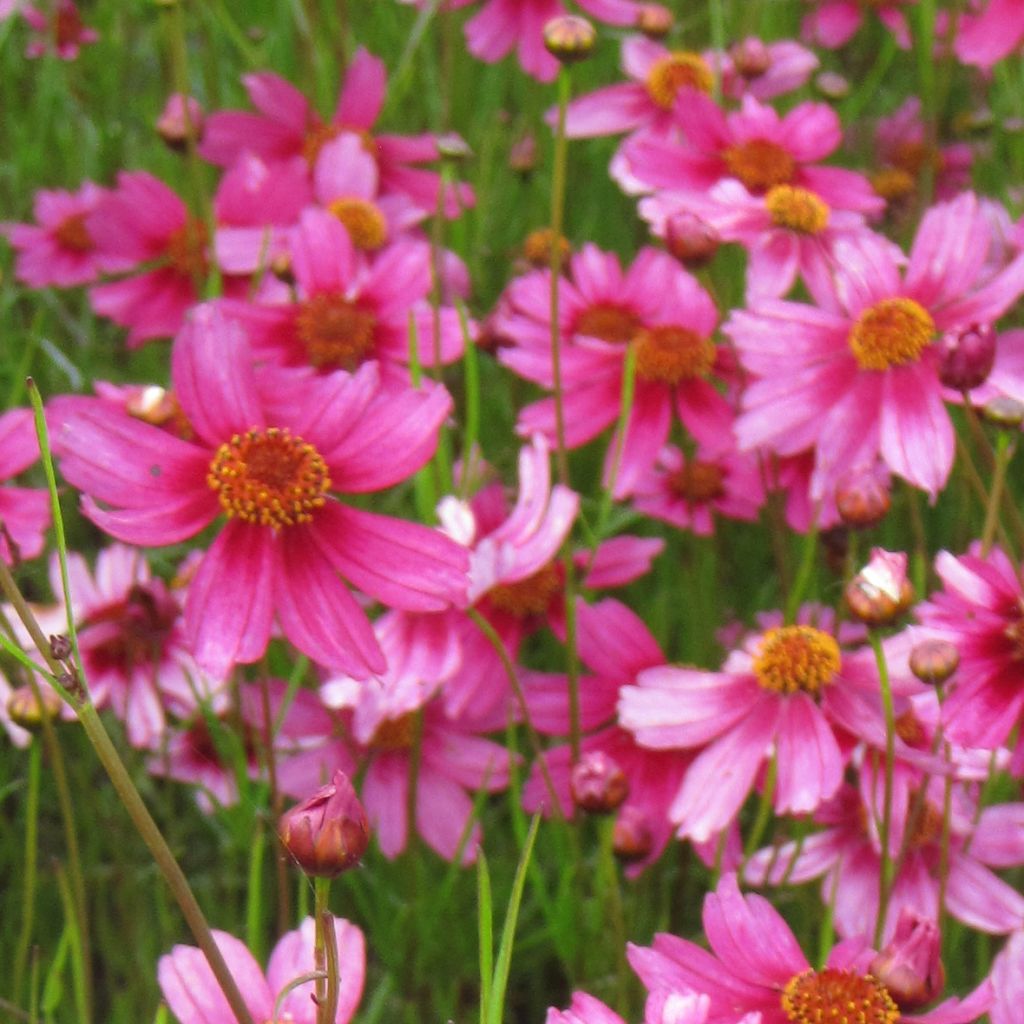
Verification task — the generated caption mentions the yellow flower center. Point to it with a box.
[723,139,795,193]
[645,52,714,110]
[871,168,916,203]
[634,326,715,384]
[782,968,900,1024]
[669,461,726,502]
[207,428,331,529]
[848,297,935,372]
[753,625,841,696]
[295,294,378,371]
[488,563,562,617]
[369,713,416,752]
[765,185,830,234]
[166,219,209,280]
[327,197,388,251]
[891,140,942,177]
[54,211,94,252]
[573,303,642,345]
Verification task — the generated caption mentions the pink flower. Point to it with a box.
[730,193,1024,498]
[87,172,209,347]
[628,873,991,1024]
[2,182,130,288]
[715,37,819,101]
[547,993,628,1024]
[955,0,1024,68]
[22,0,97,59]
[0,407,49,565]
[802,0,914,49]
[991,930,1024,1024]
[159,917,364,1024]
[54,305,468,680]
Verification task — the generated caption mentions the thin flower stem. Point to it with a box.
[742,752,778,865]
[708,0,725,102]
[13,738,42,1007]
[53,862,89,1024]
[936,744,954,946]
[313,878,338,1024]
[596,816,629,1014]
[597,345,637,538]
[954,434,1016,557]
[784,509,820,625]
[981,432,1014,555]
[869,630,897,948]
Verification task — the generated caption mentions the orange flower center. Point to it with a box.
[871,168,916,202]
[753,625,840,696]
[327,197,388,251]
[669,461,726,502]
[782,968,899,1024]
[369,713,416,752]
[523,227,571,270]
[207,427,331,529]
[166,219,209,279]
[634,326,715,384]
[892,140,942,177]
[906,799,945,849]
[723,139,795,193]
[54,211,93,252]
[848,297,935,371]
[573,304,641,345]
[488,563,562,617]
[295,295,378,371]
[302,122,343,165]
[765,185,829,234]
[645,52,714,110]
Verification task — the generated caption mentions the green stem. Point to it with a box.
[597,345,637,536]
[869,630,897,948]
[742,752,777,864]
[53,862,88,1024]
[597,817,629,1014]
[13,738,42,1006]
[981,432,1013,555]
[313,878,338,1024]
[784,508,820,625]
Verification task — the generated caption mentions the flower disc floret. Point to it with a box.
[327,197,387,251]
[765,185,829,234]
[207,427,331,529]
[723,139,795,193]
[781,967,899,1024]
[634,326,715,384]
[488,563,561,616]
[369,713,416,751]
[166,219,209,278]
[645,52,714,109]
[296,295,378,370]
[573,304,641,345]
[55,212,94,252]
[849,298,935,371]
[753,625,840,696]
[670,461,725,501]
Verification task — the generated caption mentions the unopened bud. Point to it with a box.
[278,770,369,877]
[437,132,472,163]
[664,211,719,267]
[270,250,294,284]
[635,3,672,38]
[612,805,653,862]
[543,15,596,63]
[845,548,914,627]
[981,395,1024,429]
[869,910,945,1011]
[835,469,890,529]
[729,37,771,79]
[156,93,204,151]
[815,71,850,100]
[522,227,570,270]
[509,132,538,174]
[570,751,628,813]
[937,323,996,391]
[7,685,61,732]
[49,635,72,662]
[909,639,959,685]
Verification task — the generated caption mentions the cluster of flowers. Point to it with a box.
[5,0,1024,1021]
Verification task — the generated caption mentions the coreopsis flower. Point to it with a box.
[199,48,472,217]
[628,873,992,1024]
[87,171,209,347]
[0,408,49,565]
[159,917,364,1024]
[2,182,131,288]
[955,0,1024,68]
[618,607,927,842]
[801,0,914,49]
[498,245,735,497]
[21,0,97,59]
[54,305,468,680]
[729,193,1024,499]
[222,207,464,381]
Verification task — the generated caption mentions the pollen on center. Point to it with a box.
[166,218,209,279]
[207,426,331,530]
[295,293,378,370]
[55,211,94,252]
[765,185,829,234]
[645,52,714,110]
[669,460,726,502]
[634,326,715,384]
[781,967,900,1024]
[573,303,642,345]
[753,625,841,696]
[848,297,935,371]
[723,139,795,193]
[328,197,388,251]
[488,563,562,617]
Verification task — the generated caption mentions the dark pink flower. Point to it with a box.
[0,408,49,565]
[802,0,914,50]
[955,0,1024,68]
[22,0,97,59]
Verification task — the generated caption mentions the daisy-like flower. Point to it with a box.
[54,305,468,680]
[498,245,735,498]
[0,407,50,565]
[159,917,364,1024]
[956,0,1024,68]
[629,873,992,1024]
[87,171,209,347]
[21,0,97,59]
[199,48,472,218]
[801,0,914,50]
[2,182,131,288]
[729,193,1024,499]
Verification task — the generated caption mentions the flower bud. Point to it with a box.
[981,395,1024,429]
[156,93,204,152]
[543,15,596,63]
[278,770,369,877]
[509,132,538,174]
[664,211,719,267]
[635,3,672,38]
[729,37,771,79]
[522,227,570,270]
[49,634,73,662]
[613,806,653,862]
[845,548,914,626]
[570,751,628,813]
[814,71,850,100]
[869,910,945,1011]
[835,469,890,530]
[436,132,472,164]
[937,323,996,391]
[7,685,61,732]
[909,638,959,685]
